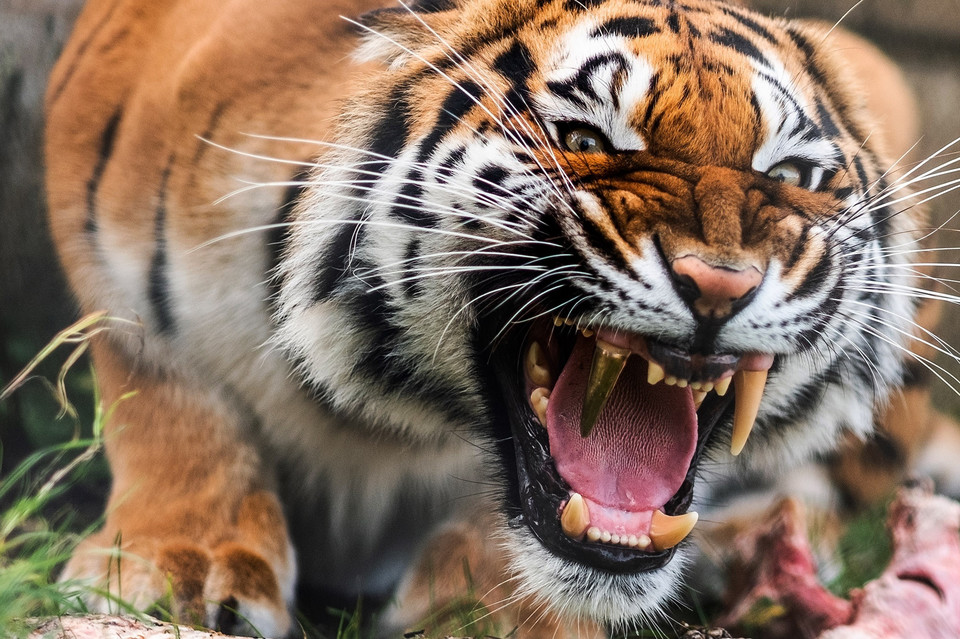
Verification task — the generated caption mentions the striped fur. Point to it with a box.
[45,0,955,635]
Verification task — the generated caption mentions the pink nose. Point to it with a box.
[671,255,763,319]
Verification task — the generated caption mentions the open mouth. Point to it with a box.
[493,316,773,572]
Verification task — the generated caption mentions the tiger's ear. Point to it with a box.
[353,1,461,64]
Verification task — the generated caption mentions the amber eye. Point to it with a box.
[766,159,828,190]
[562,125,608,154]
[767,161,803,185]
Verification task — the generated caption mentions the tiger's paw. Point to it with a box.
[61,494,296,637]
[62,536,294,637]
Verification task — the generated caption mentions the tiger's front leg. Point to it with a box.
[62,340,295,637]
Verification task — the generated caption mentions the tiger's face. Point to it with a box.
[277,0,914,624]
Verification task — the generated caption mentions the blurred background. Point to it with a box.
[1,0,959,501]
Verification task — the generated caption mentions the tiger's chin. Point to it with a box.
[485,315,774,621]
[501,525,689,627]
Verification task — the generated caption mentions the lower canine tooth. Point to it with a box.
[530,388,550,427]
[560,493,590,539]
[580,340,631,438]
[649,510,699,551]
[730,369,768,456]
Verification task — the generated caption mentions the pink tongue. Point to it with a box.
[546,336,697,511]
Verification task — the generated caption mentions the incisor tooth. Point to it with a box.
[731,369,768,456]
[560,493,590,539]
[637,534,651,550]
[649,510,699,551]
[581,328,595,338]
[647,361,666,385]
[587,527,602,542]
[525,342,552,387]
[530,387,550,427]
[715,376,732,396]
[665,375,678,386]
[580,340,631,438]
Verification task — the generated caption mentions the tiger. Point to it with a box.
[44,0,957,636]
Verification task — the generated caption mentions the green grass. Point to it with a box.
[0,312,113,636]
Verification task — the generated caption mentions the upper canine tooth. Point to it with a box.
[649,510,699,551]
[730,369,768,456]
[647,361,665,385]
[525,342,552,387]
[714,376,732,396]
[560,493,590,539]
[580,340,631,438]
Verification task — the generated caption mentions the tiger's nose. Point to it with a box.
[670,255,763,320]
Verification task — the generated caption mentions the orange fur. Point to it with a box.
[45,0,953,635]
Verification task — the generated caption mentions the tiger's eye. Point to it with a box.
[564,127,606,154]
[767,161,805,186]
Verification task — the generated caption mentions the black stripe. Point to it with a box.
[190,102,228,164]
[48,0,122,107]
[816,100,842,138]
[721,6,778,44]
[416,81,483,163]
[594,16,660,39]
[391,173,439,227]
[400,236,423,298]
[493,40,535,113]
[789,249,831,301]
[267,167,311,306]
[149,157,176,335]
[366,82,414,177]
[667,12,681,35]
[85,109,123,233]
[312,219,361,303]
[710,28,767,65]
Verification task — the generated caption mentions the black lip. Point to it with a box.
[489,329,735,573]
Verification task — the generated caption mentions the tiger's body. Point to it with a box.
[45,0,949,636]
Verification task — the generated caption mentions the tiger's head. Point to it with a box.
[276,0,916,624]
